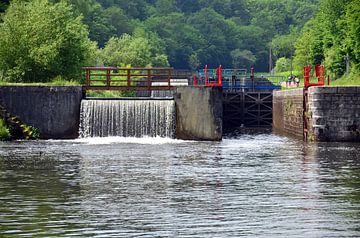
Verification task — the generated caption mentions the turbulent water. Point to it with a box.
[0,134,360,237]
[79,99,176,138]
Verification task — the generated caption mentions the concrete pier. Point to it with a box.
[273,87,360,142]
[175,87,222,141]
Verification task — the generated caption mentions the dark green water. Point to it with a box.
[0,134,359,237]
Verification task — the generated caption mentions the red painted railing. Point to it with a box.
[304,64,325,89]
[82,67,174,91]
[193,65,223,87]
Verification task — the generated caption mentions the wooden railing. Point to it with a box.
[82,67,175,91]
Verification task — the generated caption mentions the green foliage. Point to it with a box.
[0,0,96,83]
[1,0,326,82]
[344,0,360,71]
[271,32,297,58]
[293,0,360,80]
[230,49,256,69]
[274,57,292,73]
[0,118,11,141]
[99,33,169,67]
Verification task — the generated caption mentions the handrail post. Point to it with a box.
[147,69,151,91]
[217,65,222,86]
[304,65,311,89]
[127,69,131,87]
[106,68,111,88]
[251,66,254,91]
[168,69,171,90]
[86,69,90,86]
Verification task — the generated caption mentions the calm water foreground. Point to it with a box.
[0,133,359,237]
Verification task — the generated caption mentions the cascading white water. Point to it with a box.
[79,99,176,138]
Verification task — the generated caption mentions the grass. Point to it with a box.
[329,74,360,86]
[0,76,81,86]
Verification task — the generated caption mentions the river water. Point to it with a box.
[0,133,359,237]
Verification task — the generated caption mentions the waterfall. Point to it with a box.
[79,99,176,138]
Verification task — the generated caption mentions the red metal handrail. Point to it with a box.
[304,64,325,89]
[82,67,174,91]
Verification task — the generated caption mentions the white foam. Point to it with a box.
[73,136,191,145]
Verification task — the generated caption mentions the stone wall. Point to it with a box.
[175,86,222,141]
[307,87,360,142]
[273,89,304,139]
[0,86,83,139]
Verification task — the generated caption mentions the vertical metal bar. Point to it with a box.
[168,69,171,90]
[106,68,110,88]
[250,66,254,91]
[193,74,197,86]
[304,65,311,89]
[218,65,222,86]
[127,69,131,87]
[86,69,90,86]
[147,69,151,91]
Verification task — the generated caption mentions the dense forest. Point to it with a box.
[0,0,359,83]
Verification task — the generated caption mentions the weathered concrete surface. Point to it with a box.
[273,88,304,139]
[0,86,83,139]
[175,86,222,141]
[307,87,360,142]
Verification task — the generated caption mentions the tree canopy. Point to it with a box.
[0,0,95,82]
[1,0,359,82]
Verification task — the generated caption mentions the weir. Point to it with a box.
[79,98,176,138]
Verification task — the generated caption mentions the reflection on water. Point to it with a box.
[0,134,359,237]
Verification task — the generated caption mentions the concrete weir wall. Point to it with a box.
[273,87,360,142]
[0,86,223,141]
[0,86,83,139]
[175,87,222,141]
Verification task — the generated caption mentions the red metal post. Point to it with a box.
[127,69,131,87]
[217,65,222,86]
[193,74,197,86]
[167,69,171,89]
[317,64,325,85]
[304,65,311,88]
[147,69,151,91]
[106,68,111,87]
[86,69,90,86]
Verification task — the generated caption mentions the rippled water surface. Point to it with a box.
[0,134,359,237]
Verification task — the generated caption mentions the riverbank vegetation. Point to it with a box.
[0,118,10,141]
[0,0,359,84]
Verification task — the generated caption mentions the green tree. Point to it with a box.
[144,13,206,69]
[344,0,360,72]
[0,0,95,82]
[293,30,314,71]
[274,57,292,73]
[230,49,256,69]
[100,33,169,67]
[271,33,297,58]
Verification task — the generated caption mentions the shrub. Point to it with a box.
[0,118,10,141]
